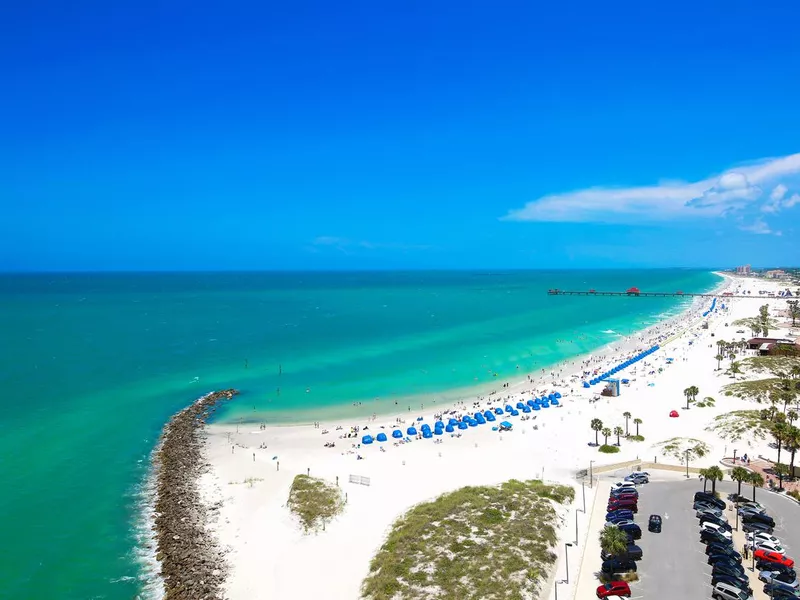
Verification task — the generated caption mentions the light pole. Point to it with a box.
[554,580,561,600]
[589,460,595,488]
[575,511,579,545]
[581,480,586,513]
[685,449,690,479]
[564,542,573,584]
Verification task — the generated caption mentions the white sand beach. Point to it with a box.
[199,274,797,599]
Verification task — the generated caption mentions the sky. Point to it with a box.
[2,1,800,271]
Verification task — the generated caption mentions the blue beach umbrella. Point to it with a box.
[494,407,503,415]
[392,430,403,439]
[532,404,540,410]
[510,409,519,416]
[551,398,559,406]
[362,435,374,444]
[522,405,531,413]
[422,430,433,439]
[458,421,468,430]
[407,426,417,436]
[486,413,496,421]
[516,402,525,409]
[445,424,455,432]
[376,432,387,442]
[434,428,443,435]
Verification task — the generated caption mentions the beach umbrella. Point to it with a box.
[505,405,513,412]
[516,402,525,409]
[445,424,455,432]
[494,407,503,415]
[458,421,468,430]
[422,430,433,438]
[527,399,536,407]
[362,435,374,444]
[376,432,388,442]
[433,428,443,435]
[392,430,403,439]
[510,409,519,416]
[486,413,496,421]
[532,404,540,410]
[484,410,493,418]
[554,392,562,398]
[583,381,590,388]
[551,398,559,406]
[448,418,459,426]
[407,426,417,436]
[522,405,531,413]
[468,420,478,427]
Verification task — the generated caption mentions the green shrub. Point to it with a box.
[599,444,620,454]
[628,435,645,442]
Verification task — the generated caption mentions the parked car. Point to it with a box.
[608,502,638,513]
[610,486,639,497]
[746,532,782,547]
[612,481,637,491]
[759,571,800,589]
[757,560,796,576]
[712,580,752,600]
[767,589,800,599]
[648,514,662,532]
[617,522,641,540]
[601,544,643,561]
[743,521,774,535]
[605,518,635,528]
[748,540,786,555]
[606,510,635,523]
[698,506,725,519]
[710,554,743,566]
[702,522,733,538]
[701,514,732,530]
[706,544,740,561]
[601,557,637,574]
[625,472,649,484]
[695,491,726,509]
[714,564,747,582]
[596,581,631,598]
[765,581,800,596]
[711,575,752,596]
[740,501,767,513]
[702,529,734,545]
[611,491,638,501]
[743,512,776,527]
[755,549,795,568]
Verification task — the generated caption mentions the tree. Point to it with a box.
[774,463,790,491]
[590,418,603,446]
[715,354,724,370]
[729,361,742,377]
[787,410,798,425]
[601,427,611,446]
[700,465,724,494]
[749,472,765,501]
[633,417,642,437]
[684,385,699,410]
[599,524,629,558]
[731,466,750,497]
[772,421,789,464]
[785,425,800,475]
[622,411,632,436]
[788,300,799,327]
[613,426,624,446]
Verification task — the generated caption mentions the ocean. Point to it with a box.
[0,269,720,599]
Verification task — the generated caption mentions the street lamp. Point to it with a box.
[554,580,562,600]
[589,460,595,488]
[575,511,579,545]
[564,542,573,584]
[685,449,690,479]
[581,480,586,513]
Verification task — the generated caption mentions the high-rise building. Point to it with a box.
[735,265,752,275]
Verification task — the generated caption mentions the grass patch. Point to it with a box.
[360,479,574,600]
[695,397,716,408]
[705,410,772,442]
[742,356,800,377]
[723,378,798,403]
[599,444,620,454]
[653,437,709,461]
[628,435,645,442]
[287,475,345,534]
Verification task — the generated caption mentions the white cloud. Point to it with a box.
[502,152,800,223]
[770,184,788,201]
[739,217,781,236]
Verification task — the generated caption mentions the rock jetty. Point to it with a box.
[153,389,238,599]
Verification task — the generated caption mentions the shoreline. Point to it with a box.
[151,388,238,599]
[220,272,728,428]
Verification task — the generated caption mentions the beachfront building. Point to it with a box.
[765,269,788,279]
[736,264,752,275]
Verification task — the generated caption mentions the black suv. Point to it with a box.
[694,491,725,510]
[601,557,637,574]
[648,514,662,532]
[742,512,775,527]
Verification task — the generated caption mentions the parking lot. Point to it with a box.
[577,470,800,600]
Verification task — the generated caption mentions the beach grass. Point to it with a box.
[360,479,574,600]
[742,356,800,376]
[628,435,645,442]
[654,437,709,461]
[287,475,345,534]
[599,444,620,454]
[706,410,772,442]
[723,378,794,403]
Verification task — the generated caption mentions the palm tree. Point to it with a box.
[729,361,742,377]
[590,418,603,446]
[787,410,798,425]
[633,417,642,437]
[787,299,799,327]
[622,411,632,436]
[749,472,765,501]
[684,386,699,410]
[599,524,629,558]
[772,421,789,463]
[774,463,790,490]
[700,465,724,494]
[731,466,750,498]
[785,425,800,475]
[601,427,612,446]
[613,426,624,446]
[714,354,724,370]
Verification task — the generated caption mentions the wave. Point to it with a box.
[131,444,165,600]
[600,329,617,334]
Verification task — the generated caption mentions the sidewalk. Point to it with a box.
[570,479,609,600]
[725,499,769,600]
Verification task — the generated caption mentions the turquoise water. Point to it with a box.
[0,270,720,598]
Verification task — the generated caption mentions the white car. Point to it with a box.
[701,522,732,538]
[748,540,786,554]
[611,481,637,491]
[606,519,635,528]
[746,532,781,546]
[740,501,767,513]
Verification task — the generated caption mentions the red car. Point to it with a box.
[597,580,631,598]
[755,548,794,567]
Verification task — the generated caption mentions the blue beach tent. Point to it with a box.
[445,424,455,433]
[448,418,459,426]
[407,426,418,436]
[468,420,478,427]
[458,421,468,430]
[376,432,388,442]
[510,409,519,416]
[392,430,403,439]
[554,392,562,398]
[522,405,531,413]
[494,407,503,415]
[484,410,493,418]
[505,405,513,412]
[551,398,559,406]
[422,430,433,439]
[527,399,537,407]
[486,413,496,421]
[434,428,443,435]
[532,404,540,410]
[362,435,374,444]
[516,402,525,409]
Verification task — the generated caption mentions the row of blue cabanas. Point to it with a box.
[584,345,660,387]
[361,392,562,444]
[702,297,717,317]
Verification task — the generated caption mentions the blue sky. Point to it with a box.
[2,1,800,271]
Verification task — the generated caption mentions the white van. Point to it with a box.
[712,582,752,600]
